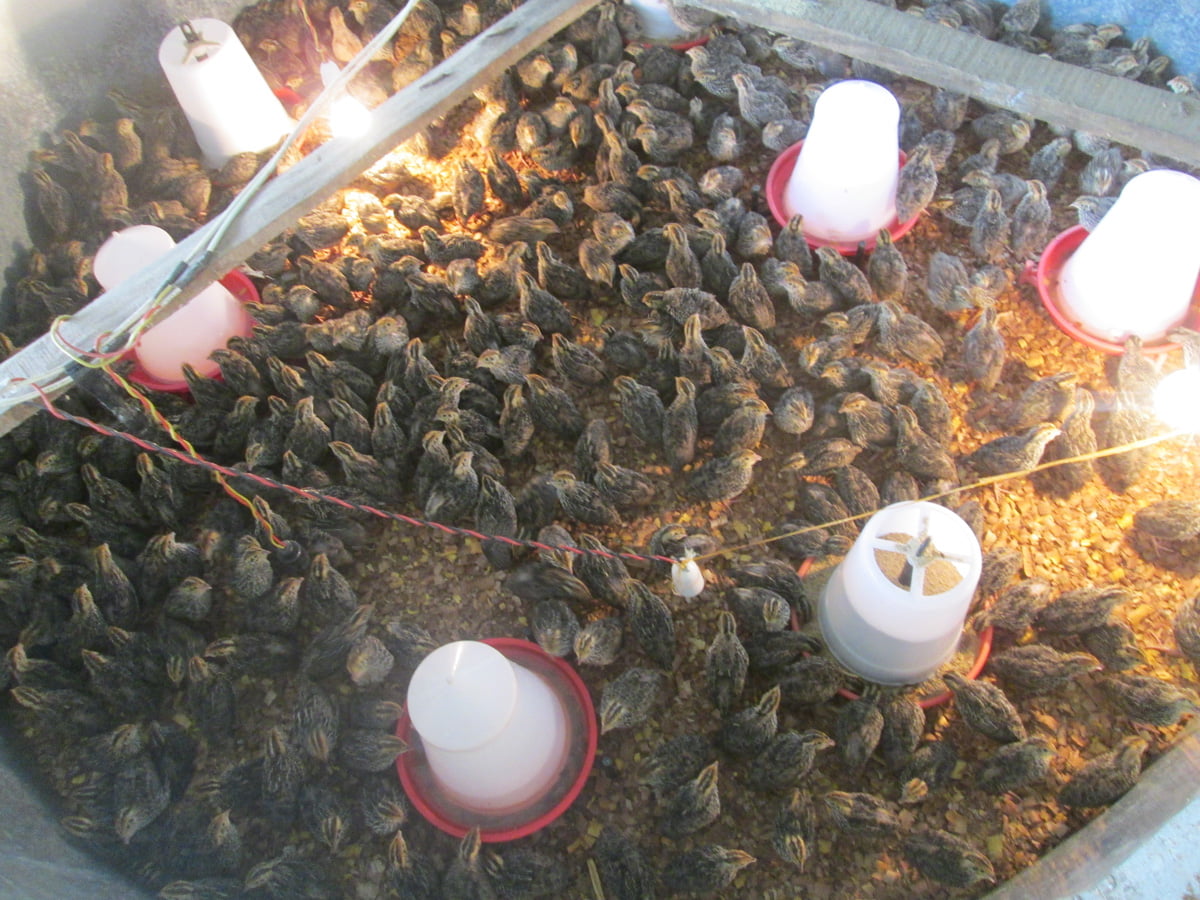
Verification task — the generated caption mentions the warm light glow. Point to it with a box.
[1154,367,1200,433]
[782,80,900,244]
[1058,169,1200,342]
[320,61,372,139]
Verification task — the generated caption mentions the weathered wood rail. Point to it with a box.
[0,0,601,435]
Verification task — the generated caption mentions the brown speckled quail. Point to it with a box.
[659,845,755,896]
[727,586,790,635]
[1173,594,1200,664]
[549,470,622,528]
[773,789,817,871]
[959,307,1006,391]
[978,736,1055,794]
[816,245,874,306]
[895,144,938,223]
[902,827,996,888]
[625,579,676,670]
[663,376,699,473]
[961,423,1060,477]
[835,693,884,772]
[661,760,721,839]
[1007,372,1078,431]
[899,739,959,804]
[1060,736,1148,808]
[593,827,656,900]
[600,667,665,734]
[823,790,900,836]
[748,729,836,792]
[718,685,781,758]
[944,672,1027,743]
[867,228,908,303]
[574,616,623,667]
[894,406,958,482]
[684,450,761,504]
[779,656,846,708]
[988,644,1101,695]
[1036,585,1129,635]
[484,845,571,900]
[1081,621,1145,671]
[706,611,748,715]
[879,692,926,771]
[1103,673,1199,726]
[530,599,579,658]
[639,734,715,801]
[442,827,495,900]
[977,577,1052,634]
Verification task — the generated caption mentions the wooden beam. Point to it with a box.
[0,0,601,435]
[694,0,1200,166]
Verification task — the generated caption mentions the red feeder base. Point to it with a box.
[764,140,919,255]
[396,637,598,842]
[123,269,258,395]
[1022,225,1200,356]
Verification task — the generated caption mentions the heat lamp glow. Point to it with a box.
[1154,368,1200,433]
[158,19,291,168]
[320,62,373,139]
[1057,169,1200,343]
[779,79,901,244]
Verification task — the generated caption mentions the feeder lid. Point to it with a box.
[407,641,518,752]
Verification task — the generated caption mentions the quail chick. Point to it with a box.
[614,375,666,449]
[625,580,676,670]
[988,644,1101,694]
[944,672,1026,743]
[549,470,622,528]
[530,600,579,658]
[894,406,957,482]
[1009,179,1052,259]
[574,616,623,667]
[659,845,755,896]
[902,828,996,888]
[977,578,1053,634]
[878,692,926,771]
[639,734,715,801]
[835,693,884,772]
[1008,372,1077,430]
[1103,673,1199,726]
[969,188,1010,263]
[779,656,846,707]
[600,668,665,734]
[661,761,721,839]
[706,611,748,715]
[1082,621,1145,672]
[747,730,835,792]
[727,586,790,635]
[593,827,656,900]
[899,739,959,804]
[895,145,938,223]
[961,423,1060,477]
[959,307,1006,390]
[718,685,781,758]
[1034,387,1098,495]
[1173,594,1200,664]
[816,246,874,306]
[684,450,761,503]
[823,791,900,836]
[1060,736,1148,808]
[1036,585,1128,635]
[384,831,440,900]
[442,827,496,900]
[977,736,1055,794]
[772,790,817,871]
[663,377,699,473]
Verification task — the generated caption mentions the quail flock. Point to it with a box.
[3,0,1199,896]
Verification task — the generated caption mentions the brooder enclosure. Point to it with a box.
[0,0,1199,897]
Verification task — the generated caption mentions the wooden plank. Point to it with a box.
[694,0,1200,165]
[0,0,600,436]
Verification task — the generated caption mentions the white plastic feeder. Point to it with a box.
[781,79,901,244]
[1057,169,1200,342]
[406,640,570,813]
[819,501,982,685]
[92,224,252,384]
[624,0,696,43]
[158,18,291,168]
